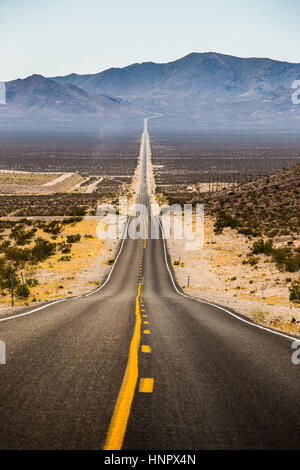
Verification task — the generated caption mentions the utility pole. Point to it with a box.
[187,276,190,288]
[10,272,14,307]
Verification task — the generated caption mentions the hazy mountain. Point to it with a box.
[0,74,141,130]
[1,53,300,130]
[53,52,300,97]
[52,52,300,129]
[3,74,125,115]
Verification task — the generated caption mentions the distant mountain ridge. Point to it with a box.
[5,74,123,115]
[52,52,300,98]
[1,52,300,129]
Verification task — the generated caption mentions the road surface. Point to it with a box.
[0,119,300,450]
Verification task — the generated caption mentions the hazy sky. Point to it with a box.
[1,0,300,81]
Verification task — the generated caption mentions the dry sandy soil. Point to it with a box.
[0,146,142,313]
[167,215,300,335]
[0,170,83,194]
[0,218,118,314]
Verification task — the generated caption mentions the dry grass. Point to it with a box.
[164,164,300,238]
[0,219,115,307]
[0,172,61,186]
[167,214,300,335]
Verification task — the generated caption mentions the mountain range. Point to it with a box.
[1,52,300,130]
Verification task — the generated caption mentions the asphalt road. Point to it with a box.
[0,119,300,450]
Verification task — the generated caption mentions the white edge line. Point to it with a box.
[85,214,131,297]
[0,299,66,323]
[0,217,131,321]
[85,129,148,299]
[156,216,299,343]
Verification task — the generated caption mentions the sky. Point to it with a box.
[1,0,300,81]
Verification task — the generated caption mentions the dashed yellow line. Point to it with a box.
[103,215,150,450]
[103,284,142,450]
[139,378,154,393]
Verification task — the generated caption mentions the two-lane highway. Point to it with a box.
[0,119,300,449]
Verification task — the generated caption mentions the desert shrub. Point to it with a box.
[173,260,180,266]
[43,221,62,235]
[289,280,300,303]
[66,234,81,244]
[5,246,32,264]
[58,255,71,262]
[70,208,86,216]
[271,248,288,270]
[107,259,115,265]
[58,242,72,254]
[0,240,11,251]
[31,238,56,262]
[252,309,265,323]
[271,248,300,272]
[16,284,30,299]
[284,254,300,273]
[10,227,37,245]
[243,256,259,266]
[251,239,273,255]
[214,211,240,234]
[0,263,19,291]
[26,277,39,287]
[61,216,84,225]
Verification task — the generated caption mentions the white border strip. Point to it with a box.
[156,216,299,343]
[0,217,131,321]
[0,300,66,323]
[85,216,130,297]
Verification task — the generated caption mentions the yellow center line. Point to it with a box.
[141,345,151,353]
[139,378,154,393]
[103,215,148,450]
[103,281,142,450]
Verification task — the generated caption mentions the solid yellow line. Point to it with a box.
[139,378,154,393]
[103,282,142,450]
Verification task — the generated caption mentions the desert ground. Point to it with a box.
[0,130,298,337]
[167,216,300,335]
